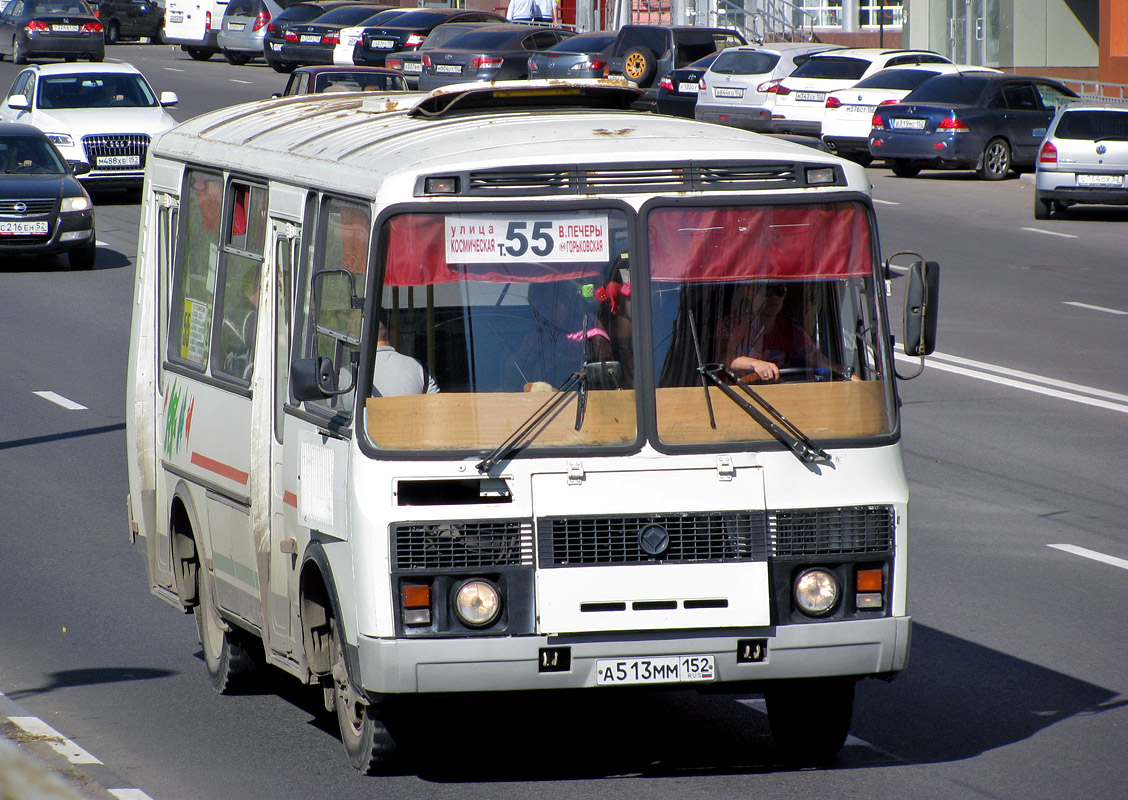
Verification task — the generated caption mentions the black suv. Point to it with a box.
[606,24,746,107]
[88,0,164,44]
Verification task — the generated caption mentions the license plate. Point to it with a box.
[434,64,461,74]
[300,34,320,43]
[169,11,183,21]
[714,86,743,98]
[891,117,926,130]
[846,104,876,114]
[795,91,824,102]
[677,81,699,94]
[369,39,394,49]
[97,155,141,167]
[269,42,282,51]
[1077,173,1123,186]
[52,24,79,32]
[228,22,245,30]
[403,61,422,72]
[596,655,716,686]
[0,221,49,235]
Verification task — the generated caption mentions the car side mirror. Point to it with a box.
[72,161,92,175]
[159,91,179,107]
[6,94,30,111]
[291,356,356,400]
[903,259,939,357]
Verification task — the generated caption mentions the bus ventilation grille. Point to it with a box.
[768,506,895,557]
[392,520,534,571]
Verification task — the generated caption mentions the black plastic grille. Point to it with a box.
[81,133,150,171]
[0,199,55,215]
[392,520,533,571]
[538,513,768,567]
[769,506,894,557]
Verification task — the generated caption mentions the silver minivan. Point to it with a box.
[695,42,841,131]
[217,0,290,64]
[1035,102,1128,219]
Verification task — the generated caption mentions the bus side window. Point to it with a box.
[214,182,268,383]
[168,169,223,368]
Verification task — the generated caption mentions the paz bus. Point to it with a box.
[125,80,939,772]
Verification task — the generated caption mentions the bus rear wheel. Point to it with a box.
[329,618,396,773]
[764,678,855,766]
[194,565,260,693]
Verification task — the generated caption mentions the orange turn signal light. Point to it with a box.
[856,568,884,593]
[403,584,431,609]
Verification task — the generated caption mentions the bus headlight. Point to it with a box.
[453,579,501,627]
[794,568,839,616]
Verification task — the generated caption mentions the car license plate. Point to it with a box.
[714,86,743,98]
[269,42,282,51]
[300,34,320,43]
[1077,173,1123,186]
[795,91,824,102]
[847,104,876,114]
[0,221,49,235]
[434,64,461,74]
[97,155,141,167]
[596,655,715,686]
[404,61,422,72]
[228,22,245,30]
[677,81,699,94]
[891,117,926,130]
[169,11,183,21]
[52,24,79,32]
[370,39,394,49]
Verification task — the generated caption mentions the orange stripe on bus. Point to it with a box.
[190,451,250,485]
[283,491,298,508]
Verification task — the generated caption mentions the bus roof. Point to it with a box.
[153,80,866,200]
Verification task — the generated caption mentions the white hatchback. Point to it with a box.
[695,42,842,132]
[1035,102,1128,219]
[770,48,951,137]
[0,62,178,186]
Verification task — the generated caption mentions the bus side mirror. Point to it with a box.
[903,259,939,357]
[291,356,355,400]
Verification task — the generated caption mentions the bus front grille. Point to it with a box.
[392,520,533,571]
[769,506,895,557]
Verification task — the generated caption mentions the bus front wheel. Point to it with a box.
[764,678,856,765]
[194,565,260,693]
[329,618,397,773]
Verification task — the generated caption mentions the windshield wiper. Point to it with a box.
[697,363,831,465]
[476,370,585,473]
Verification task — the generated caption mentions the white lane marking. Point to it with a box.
[1048,544,1128,571]
[9,717,102,765]
[1020,226,1078,238]
[230,79,253,84]
[1064,301,1128,316]
[872,198,900,205]
[33,391,87,410]
[110,790,158,800]
[163,67,185,72]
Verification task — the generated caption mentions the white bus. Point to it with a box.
[126,81,938,772]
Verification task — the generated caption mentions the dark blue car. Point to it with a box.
[868,72,1078,180]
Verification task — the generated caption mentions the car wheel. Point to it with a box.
[105,20,120,45]
[978,137,1011,180]
[329,617,397,774]
[223,50,253,66]
[194,561,261,693]
[1034,195,1053,220]
[850,153,874,167]
[68,241,97,270]
[186,47,213,61]
[765,678,855,766]
[152,27,167,44]
[269,60,296,74]
[622,46,657,87]
[891,158,920,178]
[12,37,27,65]
[89,52,104,62]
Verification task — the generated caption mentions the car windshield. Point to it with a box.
[31,0,89,12]
[710,50,779,75]
[1055,110,1128,141]
[545,33,613,53]
[438,30,517,49]
[853,68,942,91]
[0,136,66,174]
[790,56,870,80]
[422,23,484,48]
[382,9,452,27]
[311,6,381,25]
[280,4,329,23]
[38,74,157,109]
[358,9,407,26]
[902,74,990,105]
[314,71,403,92]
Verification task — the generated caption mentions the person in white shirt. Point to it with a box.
[506,0,554,23]
[372,321,439,396]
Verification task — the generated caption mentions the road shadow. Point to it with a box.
[5,667,175,702]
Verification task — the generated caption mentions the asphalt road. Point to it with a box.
[1,43,1126,800]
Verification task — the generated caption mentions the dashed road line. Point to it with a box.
[1020,226,1078,238]
[1064,301,1128,316]
[1048,544,1128,571]
[33,391,87,411]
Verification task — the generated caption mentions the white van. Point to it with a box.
[164,0,229,59]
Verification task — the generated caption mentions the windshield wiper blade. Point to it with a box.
[476,370,584,473]
[697,363,831,464]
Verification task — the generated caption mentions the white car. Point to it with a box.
[695,42,842,132]
[770,48,952,137]
[821,64,999,164]
[0,62,178,186]
[1035,102,1128,219]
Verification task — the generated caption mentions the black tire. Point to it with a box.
[194,564,260,693]
[850,152,874,167]
[67,242,96,270]
[12,37,27,65]
[223,50,253,66]
[765,678,856,766]
[269,59,296,73]
[105,20,120,45]
[1034,195,1053,220]
[329,618,396,773]
[978,137,1011,180]
[890,158,920,178]
[151,26,167,45]
[90,53,104,62]
[186,47,213,61]
[621,46,657,87]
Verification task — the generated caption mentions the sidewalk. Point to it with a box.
[0,734,95,800]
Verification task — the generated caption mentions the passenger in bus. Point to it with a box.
[511,279,612,390]
[372,320,439,397]
[596,256,632,387]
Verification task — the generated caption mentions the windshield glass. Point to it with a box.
[1056,109,1128,140]
[38,73,157,109]
[711,50,779,75]
[364,208,635,453]
[853,68,942,91]
[903,74,989,104]
[790,56,870,80]
[0,135,66,174]
[647,202,896,446]
[546,33,613,53]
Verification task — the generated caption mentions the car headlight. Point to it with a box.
[794,568,839,616]
[61,196,92,212]
[45,133,75,148]
[453,579,501,627]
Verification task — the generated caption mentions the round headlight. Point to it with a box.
[794,568,839,616]
[453,579,501,628]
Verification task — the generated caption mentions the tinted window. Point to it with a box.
[711,50,779,75]
[279,4,328,23]
[0,135,66,174]
[38,74,157,109]
[902,74,991,105]
[381,9,451,27]
[310,6,384,25]
[225,0,253,15]
[614,27,670,57]
[1056,110,1128,141]
[422,23,483,48]
[358,9,408,25]
[546,33,614,53]
[852,68,943,91]
[440,30,516,48]
[790,56,871,80]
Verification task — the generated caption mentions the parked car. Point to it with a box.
[277,3,390,69]
[277,64,408,95]
[0,122,95,269]
[331,6,409,65]
[417,23,572,91]
[0,62,178,186]
[262,0,354,72]
[353,7,506,68]
[654,53,718,118]
[217,0,288,65]
[821,64,999,164]
[1034,102,1128,218]
[88,0,163,44]
[869,72,1078,180]
[527,30,614,80]
[605,24,745,110]
[386,21,493,89]
[694,42,842,132]
[771,48,951,137]
[163,0,228,60]
[0,0,104,64]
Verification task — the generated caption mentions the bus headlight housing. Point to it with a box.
[453,579,501,627]
[794,568,839,616]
